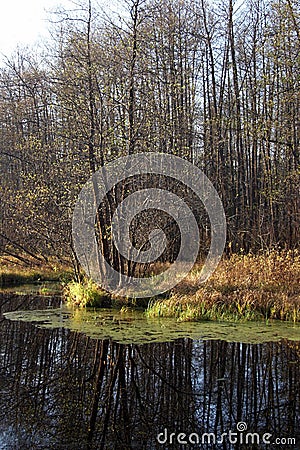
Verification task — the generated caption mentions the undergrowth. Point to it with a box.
[146,250,300,322]
[0,256,72,287]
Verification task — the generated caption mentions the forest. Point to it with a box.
[0,0,299,272]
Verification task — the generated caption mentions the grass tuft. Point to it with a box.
[64,279,111,308]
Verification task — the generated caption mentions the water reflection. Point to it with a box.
[0,294,299,449]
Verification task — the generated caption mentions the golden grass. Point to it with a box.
[0,255,72,287]
[146,250,300,322]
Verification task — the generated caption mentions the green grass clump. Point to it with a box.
[64,280,111,308]
[146,294,262,323]
[146,291,300,323]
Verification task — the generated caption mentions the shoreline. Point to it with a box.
[1,250,299,323]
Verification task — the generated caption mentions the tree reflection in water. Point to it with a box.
[0,295,299,449]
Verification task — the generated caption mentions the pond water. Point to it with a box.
[0,292,299,449]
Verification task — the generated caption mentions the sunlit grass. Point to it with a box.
[64,279,111,308]
[146,250,300,322]
[0,256,72,287]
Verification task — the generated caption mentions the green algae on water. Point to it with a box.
[4,307,300,344]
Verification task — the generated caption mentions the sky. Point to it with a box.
[0,0,244,59]
[0,0,60,57]
[0,0,121,59]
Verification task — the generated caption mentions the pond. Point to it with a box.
[0,292,299,449]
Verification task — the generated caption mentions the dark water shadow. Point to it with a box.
[0,294,299,449]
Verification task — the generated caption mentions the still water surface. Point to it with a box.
[0,292,299,449]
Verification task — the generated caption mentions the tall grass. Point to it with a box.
[146,250,300,322]
[0,256,72,287]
